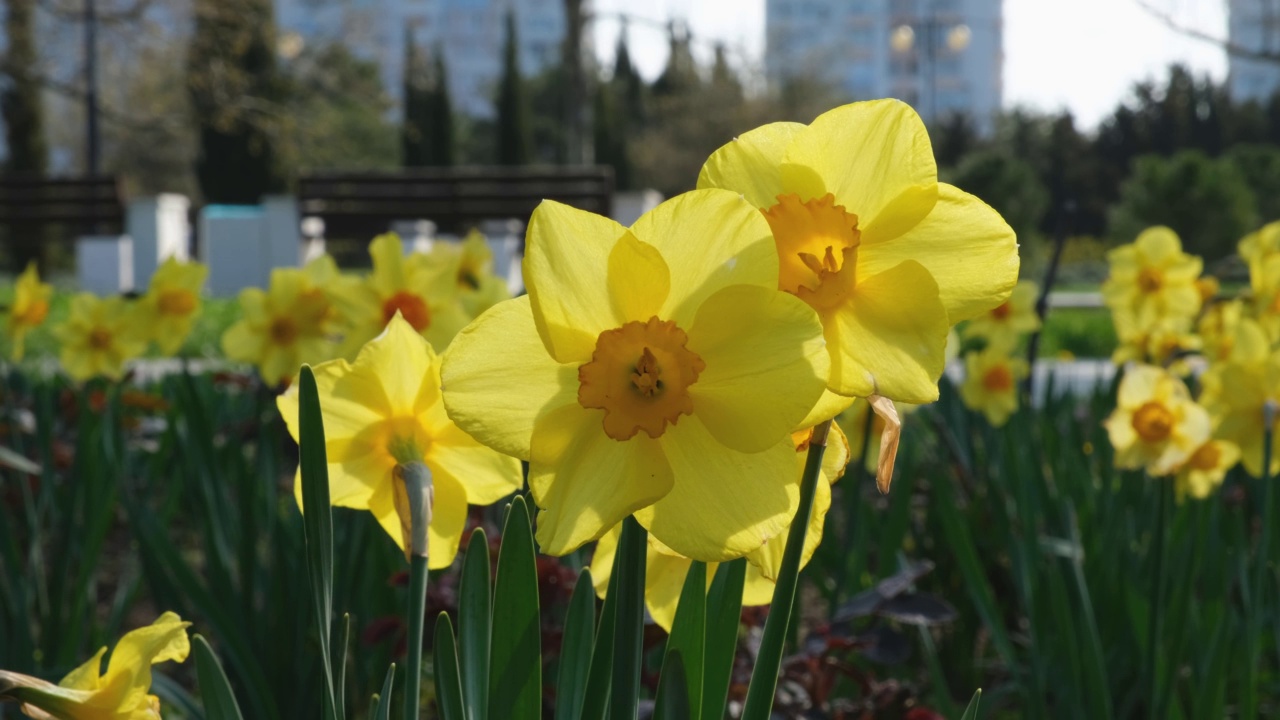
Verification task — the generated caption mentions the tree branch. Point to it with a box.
[1135,0,1280,64]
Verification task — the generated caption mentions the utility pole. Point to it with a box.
[84,0,100,175]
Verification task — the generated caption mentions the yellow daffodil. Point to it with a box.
[1111,316,1201,374]
[223,256,340,387]
[6,262,52,361]
[426,229,512,319]
[697,99,1018,406]
[958,346,1028,427]
[962,280,1040,350]
[1240,221,1280,287]
[0,612,189,720]
[53,294,148,382]
[135,258,208,356]
[1250,254,1280,344]
[1101,227,1202,331]
[329,233,469,359]
[1198,300,1247,363]
[278,313,521,568]
[1104,365,1210,476]
[589,424,851,631]
[1195,276,1220,304]
[1175,440,1240,500]
[441,191,830,561]
[1200,319,1280,478]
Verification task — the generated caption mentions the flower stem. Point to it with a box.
[610,515,647,720]
[396,462,434,720]
[1146,475,1169,718]
[1244,400,1276,720]
[740,418,831,720]
[404,554,429,720]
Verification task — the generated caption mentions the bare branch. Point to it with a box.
[1135,0,1280,64]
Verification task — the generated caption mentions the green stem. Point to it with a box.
[740,419,831,720]
[610,515,648,720]
[404,554,429,720]
[1147,476,1169,718]
[1245,401,1276,720]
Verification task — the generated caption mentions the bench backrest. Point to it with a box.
[0,175,125,233]
[297,166,614,239]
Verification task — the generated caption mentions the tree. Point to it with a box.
[284,43,398,172]
[1226,143,1280,223]
[186,0,286,203]
[945,150,1049,251]
[495,10,530,166]
[429,49,455,167]
[1,0,47,175]
[402,29,431,167]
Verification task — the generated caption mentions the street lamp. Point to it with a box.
[890,7,970,124]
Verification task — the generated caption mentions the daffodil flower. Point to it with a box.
[0,612,189,720]
[222,256,340,386]
[278,313,522,569]
[329,233,470,359]
[1104,365,1210,476]
[1175,440,1240,499]
[588,424,851,631]
[1102,227,1202,332]
[1196,299,1247,364]
[53,294,148,382]
[958,346,1028,427]
[1200,319,1280,478]
[1239,220,1280,286]
[6,262,52,361]
[135,258,208,356]
[962,280,1040,351]
[441,191,830,561]
[424,229,512,319]
[697,99,1018,409]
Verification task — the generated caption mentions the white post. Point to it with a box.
[480,218,525,295]
[301,216,327,263]
[391,219,436,255]
[199,205,268,297]
[262,195,303,267]
[127,194,190,290]
[76,235,133,294]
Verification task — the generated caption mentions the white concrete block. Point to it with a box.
[262,195,303,268]
[199,205,268,297]
[391,219,436,254]
[76,235,133,295]
[480,219,525,295]
[128,194,190,290]
[611,189,663,227]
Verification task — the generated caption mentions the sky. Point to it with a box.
[590,0,1231,130]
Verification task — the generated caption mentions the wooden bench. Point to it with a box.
[0,175,125,232]
[297,166,615,240]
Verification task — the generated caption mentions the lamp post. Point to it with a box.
[890,2,970,124]
[84,0,99,175]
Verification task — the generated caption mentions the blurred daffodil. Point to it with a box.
[1239,220,1280,287]
[1101,227,1202,330]
[0,611,189,720]
[222,256,340,387]
[1175,439,1240,500]
[330,233,469,358]
[1249,254,1280,344]
[1199,319,1280,478]
[278,313,521,568]
[1104,364,1210,476]
[6,262,52,361]
[136,258,208,356]
[1198,300,1247,364]
[427,229,512,319]
[1111,315,1201,375]
[698,98,1019,405]
[53,294,148,382]
[962,280,1040,350]
[441,191,829,561]
[958,346,1028,427]
[589,424,851,630]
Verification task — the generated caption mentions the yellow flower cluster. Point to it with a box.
[956,280,1039,427]
[1102,227,1205,371]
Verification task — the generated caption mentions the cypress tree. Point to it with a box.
[495,9,530,165]
[612,22,645,128]
[428,48,455,167]
[1,0,47,175]
[402,29,430,167]
[187,0,286,204]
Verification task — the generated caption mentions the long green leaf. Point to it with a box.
[374,665,397,720]
[193,635,246,720]
[579,560,619,720]
[666,561,707,718]
[555,568,597,720]
[960,688,982,720]
[459,527,492,720]
[297,365,339,720]
[488,497,541,719]
[610,516,648,720]
[434,613,467,720]
[701,559,745,720]
[653,651,691,720]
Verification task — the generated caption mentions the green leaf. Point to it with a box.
[579,561,619,720]
[459,527,492,720]
[653,651,691,720]
[434,613,467,720]
[701,558,745,720]
[297,365,339,720]
[960,688,982,720]
[666,561,706,718]
[336,613,350,715]
[488,496,541,720]
[0,444,39,475]
[609,516,647,720]
[193,635,246,720]
[555,568,597,720]
[374,665,397,720]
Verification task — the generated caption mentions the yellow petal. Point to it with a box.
[796,389,857,431]
[824,260,949,403]
[529,403,674,555]
[608,231,670,323]
[781,99,938,244]
[97,612,190,711]
[631,190,779,328]
[636,419,798,562]
[441,296,579,460]
[686,284,828,453]
[355,314,436,417]
[643,551,696,632]
[368,462,470,569]
[859,183,1019,322]
[425,422,523,506]
[524,200,627,362]
[589,526,621,598]
[1134,226,1182,263]
[747,454,832,580]
[58,648,107,691]
[277,359,387,444]
[697,121,806,208]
